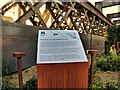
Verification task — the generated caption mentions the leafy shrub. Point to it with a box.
[2,82,16,89]
[23,77,37,89]
[105,25,120,53]
[96,53,120,72]
[89,79,103,89]
[106,80,120,89]
[88,67,102,88]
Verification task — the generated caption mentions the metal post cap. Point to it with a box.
[13,52,26,57]
[86,50,99,54]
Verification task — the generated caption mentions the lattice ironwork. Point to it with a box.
[1,0,113,36]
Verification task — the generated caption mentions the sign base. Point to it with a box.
[37,62,88,88]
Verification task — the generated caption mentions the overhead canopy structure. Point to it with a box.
[1,0,113,36]
[113,20,120,24]
[95,0,120,25]
[107,12,120,20]
[95,1,120,9]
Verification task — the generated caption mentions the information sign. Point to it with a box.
[37,30,88,63]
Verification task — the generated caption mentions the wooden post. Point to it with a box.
[117,42,120,54]
[86,50,99,85]
[112,45,117,55]
[13,52,26,89]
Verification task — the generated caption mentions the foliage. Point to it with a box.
[105,25,120,53]
[89,80,120,89]
[2,50,17,76]
[89,79,103,89]
[23,77,37,89]
[106,80,120,89]
[2,82,16,89]
[96,51,120,72]
[88,67,102,88]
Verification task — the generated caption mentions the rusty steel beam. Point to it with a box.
[75,0,113,25]
[107,12,120,20]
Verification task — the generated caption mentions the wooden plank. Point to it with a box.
[15,2,46,24]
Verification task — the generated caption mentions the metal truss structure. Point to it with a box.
[1,0,113,36]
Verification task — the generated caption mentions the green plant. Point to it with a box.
[2,81,16,89]
[106,80,120,89]
[89,79,103,89]
[105,25,120,53]
[96,52,120,72]
[88,66,101,88]
[23,77,37,89]
[2,50,17,76]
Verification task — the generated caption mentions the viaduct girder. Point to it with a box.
[95,0,120,25]
[107,12,120,20]
[95,1,120,9]
[1,0,113,36]
[113,20,120,25]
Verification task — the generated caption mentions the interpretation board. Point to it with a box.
[37,30,88,64]
[37,30,88,88]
